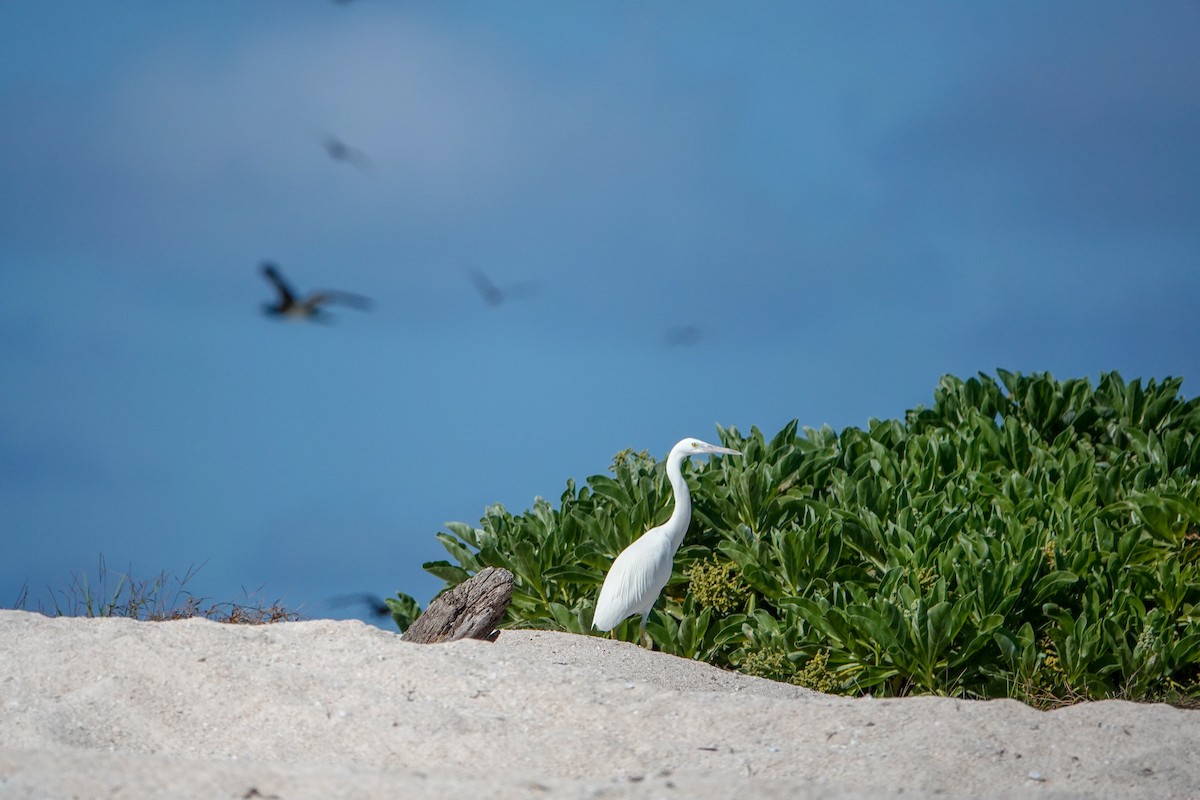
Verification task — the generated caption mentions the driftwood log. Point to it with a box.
[403,566,514,644]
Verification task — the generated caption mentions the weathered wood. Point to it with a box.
[403,567,514,644]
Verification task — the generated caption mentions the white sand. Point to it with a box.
[0,610,1196,799]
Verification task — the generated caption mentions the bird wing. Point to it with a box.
[501,279,539,302]
[342,149,372,172]
[306,290,372,311]
[326,593,390,618]
[322,136,372,171]
[664,325,701,347]
[593,529,674,631]
[466,267,504,306]
[323,136,348,159]
[260,262,296,305]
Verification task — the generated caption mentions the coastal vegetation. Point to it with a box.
[400,371,1200,706]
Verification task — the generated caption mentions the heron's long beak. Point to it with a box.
[708,445,742,456]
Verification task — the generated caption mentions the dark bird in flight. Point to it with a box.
[321,134,372,172]
[465,266,538,308]
[327,593,392,620]
[260,262,372,321]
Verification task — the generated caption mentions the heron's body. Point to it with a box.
[593,526,678,631]
[593,437,741,634]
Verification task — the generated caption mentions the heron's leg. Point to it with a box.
[639,614,653,649]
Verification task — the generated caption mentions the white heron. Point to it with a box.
[592,437,742,640]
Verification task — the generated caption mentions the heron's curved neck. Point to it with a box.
[665,450,692,551]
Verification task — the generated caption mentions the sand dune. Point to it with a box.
[0,610,1196,799]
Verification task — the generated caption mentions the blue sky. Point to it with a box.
[2,2,1198,622]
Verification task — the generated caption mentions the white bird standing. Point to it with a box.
[593,437,742,639]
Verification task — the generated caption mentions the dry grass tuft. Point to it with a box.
[11,556,301,625]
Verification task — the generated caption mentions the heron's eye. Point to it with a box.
[691,442,699,448]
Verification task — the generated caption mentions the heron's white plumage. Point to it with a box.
[592,437,741,633]
[592,528,675,631]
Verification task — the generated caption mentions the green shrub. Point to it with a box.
[404,370,1200,704]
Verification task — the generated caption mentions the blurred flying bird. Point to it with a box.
[327,593,391,620]
[593,437,742,644]
[664,325,702,347]
[321,134,372,172]
[259,262,371,321]
[465,266,538,307]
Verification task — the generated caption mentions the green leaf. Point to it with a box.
[543,565,604,586]
[435,531,481,571]
[422,560,471,586]
[443,521,481,549]
[588,475,633,506]
[385,592,422,633]
[1032,571,1079,606]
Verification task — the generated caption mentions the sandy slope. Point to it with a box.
[0,610,1196,799]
